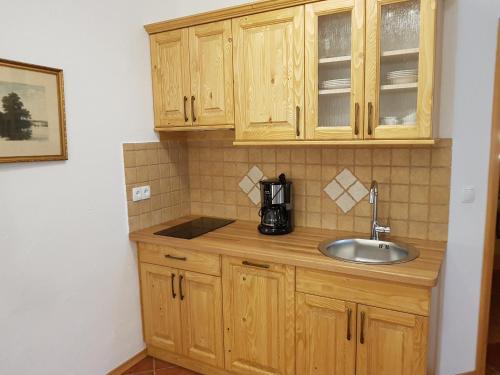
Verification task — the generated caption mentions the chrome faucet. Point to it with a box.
[369,181,390,240]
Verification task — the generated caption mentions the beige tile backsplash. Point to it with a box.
[123,141,190,232]
[123,133,451,241]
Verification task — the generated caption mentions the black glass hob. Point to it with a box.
[154,217,235,239]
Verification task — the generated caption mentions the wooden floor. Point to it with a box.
[487,267,500,374]
[487,342,500,375]
[122,356,199,375]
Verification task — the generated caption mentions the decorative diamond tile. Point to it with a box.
[239,166,266,205]
[323,168,369,213]
[324,180,343,201]
[238,176,254,194]
[248,186,261,205]
[335,168,356,189]
[336,192,356,213]
[247,166,264,183]
[348,181,369,202]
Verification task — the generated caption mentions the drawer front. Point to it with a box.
[296,267,430,316]
[138,242,221,276]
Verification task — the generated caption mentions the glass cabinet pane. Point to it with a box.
[379,0,420,127]
[317,11,352,128]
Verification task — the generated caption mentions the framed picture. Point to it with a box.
[0,58,67,163]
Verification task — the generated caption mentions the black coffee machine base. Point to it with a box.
[258,224,293,235]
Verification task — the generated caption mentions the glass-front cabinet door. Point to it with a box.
[364,0,436,139]
[305,0,365,140]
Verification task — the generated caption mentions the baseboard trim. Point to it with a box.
[107,349,148,375]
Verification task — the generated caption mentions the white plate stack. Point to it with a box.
[386,69,418,85]
[319,78,351,90]
[380,111,417,125]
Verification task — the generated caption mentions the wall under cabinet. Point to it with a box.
[123,132,451,241]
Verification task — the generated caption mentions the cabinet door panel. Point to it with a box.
[233,7,304,141]
[296,293,356,375]
[305,0,365,140]
[356,305,428,375]
[150,29,191,127]
[189,20,234,126]
[180,271,224,368]
[140,263,182,353]
[365,0,436,139]
[222,256,295,375]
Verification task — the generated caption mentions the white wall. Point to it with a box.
[1,0,499,374]
[0,1,170,374]
[436,1,500,373]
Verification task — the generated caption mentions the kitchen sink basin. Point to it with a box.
[318,238,419,265]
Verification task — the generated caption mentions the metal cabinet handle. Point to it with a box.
[179,274,184,300]
[191,96,196,122]
[367,102,373,136]
[242,260,270,269]
[170,273,176,299]
[296,106,300,137]
[360,311,365,344]
[354,103,359,136]
[347,308,352,341]
[165,254,187,261]
[183,96,188,122]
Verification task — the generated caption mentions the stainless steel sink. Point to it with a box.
[318,238,419,265]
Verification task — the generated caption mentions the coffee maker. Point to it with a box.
[258,174,293,235]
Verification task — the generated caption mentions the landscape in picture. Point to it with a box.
[0,81,49,142]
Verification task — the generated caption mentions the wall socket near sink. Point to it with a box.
[132,185,151,202]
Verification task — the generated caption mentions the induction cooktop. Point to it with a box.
[154,217,235,239]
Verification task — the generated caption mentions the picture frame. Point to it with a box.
[0,58,67,163]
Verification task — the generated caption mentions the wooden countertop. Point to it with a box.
[129,216,446,288]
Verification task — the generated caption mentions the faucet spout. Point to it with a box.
[369,180,378,204]
[369,180,390,240]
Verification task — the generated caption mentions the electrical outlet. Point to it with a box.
[141,185,151,200]
[132,187,143,202]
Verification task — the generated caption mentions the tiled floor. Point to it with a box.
[122,356,199,375]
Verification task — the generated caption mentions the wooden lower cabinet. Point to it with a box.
[140,263,182,353]
[356,305,428,375]
[139,247,431,375]
[222,256,295,375]
[296,293,356,375]
[180,270,224,368]
[140,263,225,369]
[296,294,428,375]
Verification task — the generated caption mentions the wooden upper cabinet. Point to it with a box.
[222,256,295,375]
[356,305,428,375]
[305,0,365,140]
[150,21,234,129]
[140,263,182,353]
[232,7,305,141]
[179,270,224,368]
[364,0,436,139]
[189,20,234,126]
[150,29,191,128]
[296,293,356,375]
[147,0,438,142]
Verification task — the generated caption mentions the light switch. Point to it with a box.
[141,185,151,200]
[462,187,475,203]
[132,187,142,202]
